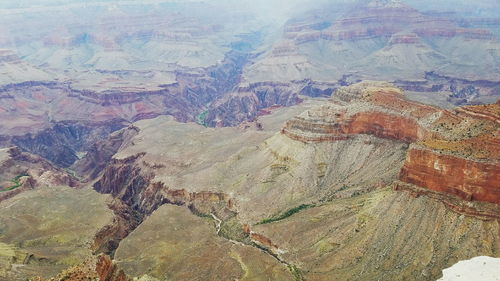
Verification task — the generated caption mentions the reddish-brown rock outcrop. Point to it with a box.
[400,148,500,204]
[282,83,433,143]
[283,110,424,143]
[96,255,131,281]
[282,81,499,210]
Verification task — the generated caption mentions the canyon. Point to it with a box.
[0,0,498,281]
[5,81,494,281]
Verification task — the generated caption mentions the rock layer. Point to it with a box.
[401,147,500,204]
[282,81,499,209]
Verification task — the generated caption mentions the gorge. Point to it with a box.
[0,0,498,281]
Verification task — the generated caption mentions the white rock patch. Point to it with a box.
[438,256,500,281]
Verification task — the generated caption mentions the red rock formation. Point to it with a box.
[393,182,500,219]
[96,255,131,281]
[282,85,434,143]
[400,148,500,204]
[283,111,423,143]
[31,255,130,281]
[250,232,281,253]
[282,82,499,210]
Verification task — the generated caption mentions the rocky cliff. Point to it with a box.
[61,82,498,281]
[282,81,499,212]
[90,150,238,256]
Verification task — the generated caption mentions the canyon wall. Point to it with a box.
[400,148,500,204]
[281,81,499,212]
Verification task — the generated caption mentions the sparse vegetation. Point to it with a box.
[256,204,315,225]
[288,264,305,281]
[196,110,209,127]
[0,173,29,192]
[219,217,250,243]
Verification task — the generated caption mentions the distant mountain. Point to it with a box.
[245,0,500,83]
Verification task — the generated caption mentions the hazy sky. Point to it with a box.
[0,0,498,18]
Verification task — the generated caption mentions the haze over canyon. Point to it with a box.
[0,0,499,280]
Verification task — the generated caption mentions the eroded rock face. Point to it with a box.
[244,0,500,105]
[204,82,303,127]
[281,81,499,209]
[96,255,131,281]
[252,188,500,281]
[60,81,497,281]
[286,1,494,44]
[283,110,423,143]
[401,147,500,204]
[90,151,238,256]
[283,82,433,143]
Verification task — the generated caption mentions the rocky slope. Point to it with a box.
[1,81,497,281]
[0,186,113,280]
[0,0,498,279]
[41,82,487,281]
[283,81,499,211]
[253,188,499,281]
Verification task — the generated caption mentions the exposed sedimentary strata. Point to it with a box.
[283,110,424,143]
[204,82,302,127]
[282,82,434,143]
[400,147,500,204]
[286,1,495,43]
[281,81,499,213]
[90,152,238,256]
[246,0,500,103]
[50,81,496,281]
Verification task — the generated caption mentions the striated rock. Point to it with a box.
[400,147,500,204]
[393,181,500,219]
[281,81,499,210]
[282,82,433,143]
[283,110,424,143]
[248,0,500,88]
[286,1,494,43]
